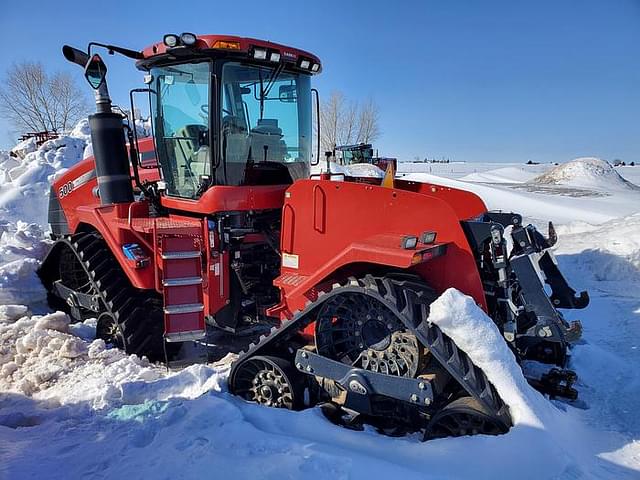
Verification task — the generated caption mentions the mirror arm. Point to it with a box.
[88,42,143,60]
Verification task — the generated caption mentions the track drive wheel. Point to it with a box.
[231,356,305,410]
[424,397,509,440]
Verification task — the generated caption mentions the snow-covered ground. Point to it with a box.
[0,132,639,479]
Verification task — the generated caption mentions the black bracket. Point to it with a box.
[294,349,434,411]
[53,280,101,312]
[537,252,589,309]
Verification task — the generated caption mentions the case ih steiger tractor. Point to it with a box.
[39,33,588,439]
[335,143,397,172]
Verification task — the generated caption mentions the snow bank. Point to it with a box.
[555,213,640,282]
[0,304,222,410]
[531,157,640,191]
[9,137,37,159]
[0,118,150,228]
[459,166,545,184]
[428,289,553,427]
[0,222,49,305]
[0,284,636,478]
[311,160,384,178]
[403,169,640,225]
[0,128,87,226]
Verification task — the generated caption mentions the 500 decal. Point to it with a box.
[57,170,96,199]
[58,182,74,198]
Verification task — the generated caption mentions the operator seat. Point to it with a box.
[250,119,288,162]
[171,124,209,193]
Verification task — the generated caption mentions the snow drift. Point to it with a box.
[530,157,640,191]
[459,166,544,184]
[0,122,90,226]
[1,285,635,479]
[311,160,384,178]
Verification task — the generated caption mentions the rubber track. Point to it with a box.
[229,274,512,428]
[41,232,165,359]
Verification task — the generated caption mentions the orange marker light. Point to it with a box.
[213,40,241,50]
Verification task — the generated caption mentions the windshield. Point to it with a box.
[342,147,374,165]
[219,62,311,186]
[150,62,211,198]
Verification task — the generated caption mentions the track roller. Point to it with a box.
[231,355,305,410]
[424,396,509,439]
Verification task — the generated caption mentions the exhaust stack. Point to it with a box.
[62,45,133,205]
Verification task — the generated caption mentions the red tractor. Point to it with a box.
[39,33,588,439]
[335,143,397,172]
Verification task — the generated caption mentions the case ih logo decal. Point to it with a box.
[282,51,296,59]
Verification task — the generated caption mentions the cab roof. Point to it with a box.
[138,34,322,73]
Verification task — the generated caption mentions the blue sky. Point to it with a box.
[1,0,638,163]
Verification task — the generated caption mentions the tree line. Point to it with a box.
[0,62,88,136]
[0,62,382,158]
[316,91,381,156]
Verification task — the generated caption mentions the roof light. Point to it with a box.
[163,34,179,48]
[311,63,320,72]
[299,59,310,69]
[213,40,241,50]
[270,51,281,62]
[253,48,267,60]
[180,32,197,46]
[401,235,418,250]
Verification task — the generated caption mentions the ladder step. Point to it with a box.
[164,303,204,315]
[162,277,203,287]
[162,251,201,260]
[165,329,206,342]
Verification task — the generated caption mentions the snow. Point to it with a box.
[460,166,545,184]
[0,126,639,478]
[531,157,640,192]
[400,160,640,225]
[0,222,49,306]
[311,160,385,178]
[0,132,87,226]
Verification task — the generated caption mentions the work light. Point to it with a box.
[253,48,268,60]
[401,235,418,249]
[420,231,437,244]
[180,32,197,46]
[163,34,179,48]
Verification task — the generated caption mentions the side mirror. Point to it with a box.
[84,54,107,90]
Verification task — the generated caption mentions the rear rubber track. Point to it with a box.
[229,273,512,430]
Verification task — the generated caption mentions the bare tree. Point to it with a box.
[318,91,342,155]
[356,98,380,144]
[0,62,89,135]
[316,91,381,156]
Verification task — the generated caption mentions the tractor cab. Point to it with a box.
[135,35,320,206]
[336,143,374,166]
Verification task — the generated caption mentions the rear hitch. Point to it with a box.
[527,367,578,401]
